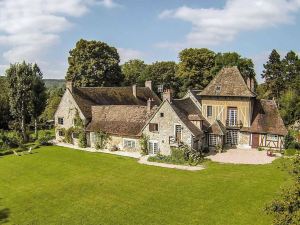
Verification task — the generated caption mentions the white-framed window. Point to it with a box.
[207,106,212,117]
[123,139,136,149]
[267,134,278,141]
[148,140,159,155]
[58,117,64,125]
[157,84,164,93]
[209,134,217,146]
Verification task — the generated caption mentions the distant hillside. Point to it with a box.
[44,79,65,89]
[0,76,65,89]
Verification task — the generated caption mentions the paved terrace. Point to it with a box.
[207,148,280,164]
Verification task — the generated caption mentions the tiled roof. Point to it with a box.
[71,86,161,119]
[86,105,157,136]
[170,98,206,137]
[250,99,288,136]
[199,66,256,97]
[207,120,226,135]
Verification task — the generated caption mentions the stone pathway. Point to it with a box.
[207,148,280,164]
[53,141,141,159]
[138,156,204,171]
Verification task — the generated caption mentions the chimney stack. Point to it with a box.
[145,80,152,91]
[147,98,153,113]
[163,89,172,103]
[246,78,255,92]
[132,84,137,98]
[66,81,73,93]
[250,79,255,92]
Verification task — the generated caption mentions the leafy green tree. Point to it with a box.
[262,50,284,102]
[177,48,216,93]
[32,64,47,139]
[265,155,300,225]
[6,62,35,142]
[142,61,180,96]
[282,51,300,90]
[122,59,147,86]
[41,87,64,122]
[279,90,300,125]
[0,77,11,129]
[211,52,257,85]
[66,39,123,87]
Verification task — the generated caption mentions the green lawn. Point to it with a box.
[0,146,289,225]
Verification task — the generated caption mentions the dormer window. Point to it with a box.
[215,85,221,94]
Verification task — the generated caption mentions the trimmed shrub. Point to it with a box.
[38,131,52,146]
[284,149,298,156]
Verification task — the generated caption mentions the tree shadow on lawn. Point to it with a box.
[0,208,10,224]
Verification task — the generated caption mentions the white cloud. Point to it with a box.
[117,48,144,64]
[98,0,121,8]
[158,0,300,49]
[0,0,120,78]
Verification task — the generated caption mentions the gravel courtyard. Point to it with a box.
[207,148,280,164]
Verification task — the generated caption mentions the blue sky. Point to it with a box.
[0,0,300,82]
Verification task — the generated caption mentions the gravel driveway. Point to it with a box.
[207,148,280,164]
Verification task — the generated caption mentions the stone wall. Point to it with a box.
[238,132,251,149]
[143,101,194,155]
[89,132,141,152]
[54,90,86,142]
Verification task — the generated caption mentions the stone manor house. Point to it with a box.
[55,66,287,155]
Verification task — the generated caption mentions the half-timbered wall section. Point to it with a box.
[258,134,285,149]
[200,96,252,128]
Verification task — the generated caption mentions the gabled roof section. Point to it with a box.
[86,105,157,137]
[71,86,161,119]
[207,120,226,136]
[170,98,207,137]
[199,66,256,97]
[250,99,288,136]
[172,98,205,121]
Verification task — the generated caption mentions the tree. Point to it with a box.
[265,155,300,225]
[65,39,123,87]
[0,77,11,129]
[142,61,180,96]
[282,51,300,90]
[262,50,284,102]
[41,87,64,122]
[122,59,147,86]
[279,90,300,125]
[211,52,257,85]
[32,64,47,139]
[6,62,35,142]
[176,48,216,93]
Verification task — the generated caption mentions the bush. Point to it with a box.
[110,145,119,152]
[171,147,185,161]
[139,134,149,155]
[78,131,87,148]
[148,145,204,166]
[284,149,298,156]
[284,131,295,149]
[258,147,264,151]
[38,131,52,146]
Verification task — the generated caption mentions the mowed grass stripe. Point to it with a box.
[0,146,288,225]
